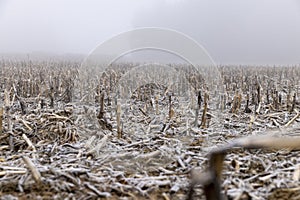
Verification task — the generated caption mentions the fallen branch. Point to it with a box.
[284,109,300,127]
[22,156,42,185]
[22,134,36,151]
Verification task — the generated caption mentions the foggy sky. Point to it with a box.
[0,0,299,64]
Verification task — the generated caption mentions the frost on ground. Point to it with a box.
[0,61,300,199]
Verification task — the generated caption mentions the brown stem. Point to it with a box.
[201,93,208,128]
[117,104,122,139]
[0,107,3,135]
[97,92,105,120]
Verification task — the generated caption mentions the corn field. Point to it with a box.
[1,59,300,199]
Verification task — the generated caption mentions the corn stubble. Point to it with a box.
[0,60,300,199]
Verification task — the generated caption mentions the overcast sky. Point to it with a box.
[0,0,299,64]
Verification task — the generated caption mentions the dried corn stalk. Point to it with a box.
[188,135,300,200]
